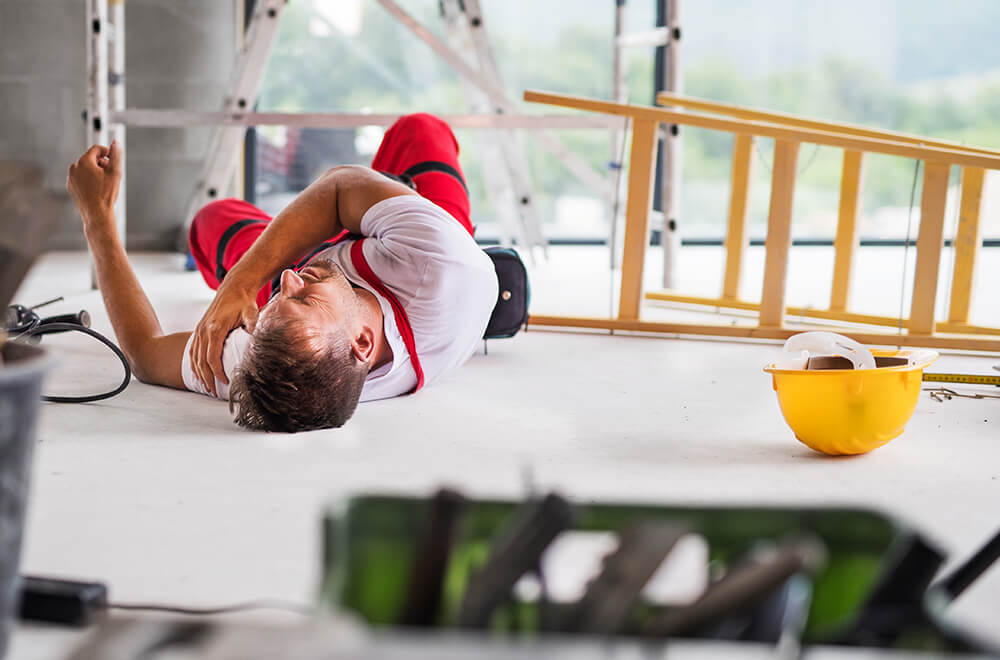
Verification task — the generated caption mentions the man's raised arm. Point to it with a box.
[188,165,417,394]
[66,142,190,389]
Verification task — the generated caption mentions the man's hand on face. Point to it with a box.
[189,283,260,396]
[67,141,123,231]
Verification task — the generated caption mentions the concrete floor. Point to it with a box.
[8,248,1000,653]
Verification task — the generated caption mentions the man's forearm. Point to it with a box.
[217,168,349,294]
[84,212,166,378]
[217,166,414,294]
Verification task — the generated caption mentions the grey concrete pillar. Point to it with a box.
[0,0,89,248]
[0,0,237,250]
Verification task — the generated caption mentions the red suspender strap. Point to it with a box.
[350,239,426,392]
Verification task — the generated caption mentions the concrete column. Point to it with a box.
[0,0,237,249]
[0,1,89,247]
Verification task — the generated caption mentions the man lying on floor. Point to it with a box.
[66,114,498,432]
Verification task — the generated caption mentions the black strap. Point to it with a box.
[295,240,341,269]
[378,170,416,190]
[215,219,266,282]
[401,161,468,194]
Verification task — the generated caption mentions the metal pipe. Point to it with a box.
[108,0,126,245]
[609,0,628,273]
[86,0,109,288]
[110,109,621,130]
[659,0,682,289]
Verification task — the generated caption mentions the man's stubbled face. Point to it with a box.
[256,258,360,337]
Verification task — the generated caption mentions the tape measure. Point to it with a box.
[923,372,1000,387]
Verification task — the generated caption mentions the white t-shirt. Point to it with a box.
[181,195,499,402]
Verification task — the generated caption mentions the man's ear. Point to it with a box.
[350,325,376,364]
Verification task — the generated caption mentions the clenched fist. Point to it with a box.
[67,141,123,228]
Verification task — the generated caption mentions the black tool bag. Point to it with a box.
[483,247,529,339]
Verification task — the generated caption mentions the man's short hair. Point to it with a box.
[229,318,368,432]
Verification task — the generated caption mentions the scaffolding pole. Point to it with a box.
[110,110,619,130]
[109,0,126,248]
[612,0,679,283]
[658,0,682,288]
[86,0,109,288]
[609,0,628,273]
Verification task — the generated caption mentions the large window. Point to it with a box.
[254,0,1000,242]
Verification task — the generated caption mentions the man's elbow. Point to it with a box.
[321,164,368,180]
[125,347,171,388]
[128,357,156,386]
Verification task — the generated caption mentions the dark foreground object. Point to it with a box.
[0,342,49,658]
[321,492,1000,654]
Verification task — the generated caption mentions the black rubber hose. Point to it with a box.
[20,323,131,404]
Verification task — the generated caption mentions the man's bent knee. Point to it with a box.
[191,198,242,229]
[391,112,452,135]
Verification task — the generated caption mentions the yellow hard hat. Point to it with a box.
[764,340,938,456]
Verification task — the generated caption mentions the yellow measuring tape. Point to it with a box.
[923,373,1000,387]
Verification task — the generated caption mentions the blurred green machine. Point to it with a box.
[321,492,998,653]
